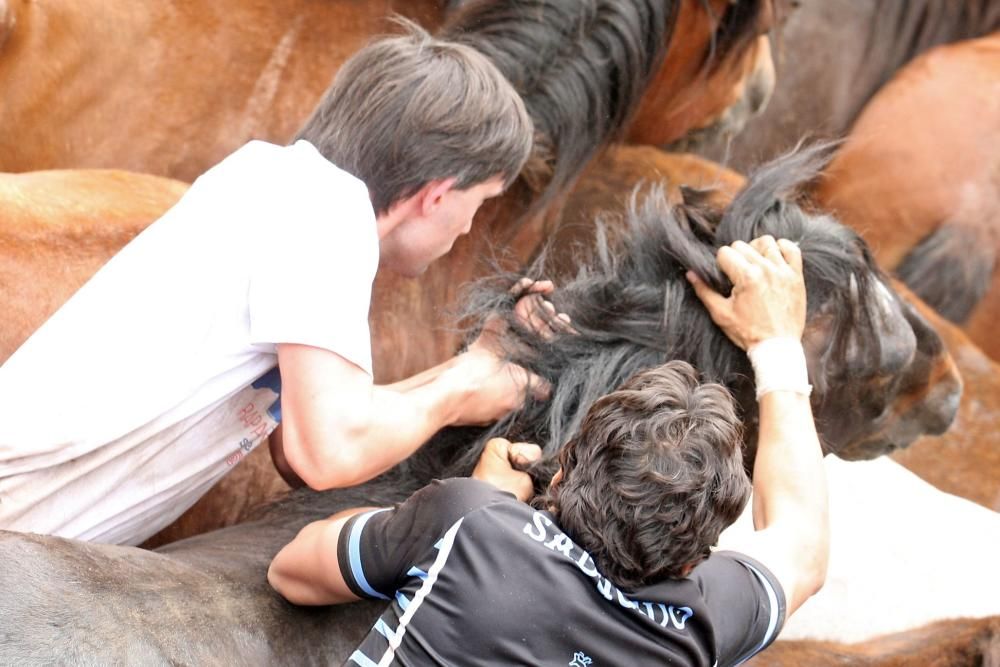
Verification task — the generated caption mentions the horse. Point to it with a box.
[0,0,776,182]
[749,616,1000,666]
[0,0,780,547]
[0,170,188,364]
[0,148,970,665]
[689,0,1000,170]
[813,32,1000,360]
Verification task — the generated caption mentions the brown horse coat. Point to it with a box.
[694,0,1000,169]
[815,32,1000,360]
[0,0,775,181]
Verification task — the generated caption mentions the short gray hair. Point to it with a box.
[296,21,533,215]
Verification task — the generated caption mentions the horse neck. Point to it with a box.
[864,0,1000,95]
[443,0,675,205]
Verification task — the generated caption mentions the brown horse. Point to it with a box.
[692,0,1000,170]
[0,0,775,181]
[1,0,782,546]
[0,149,974,665]
[814,32,1000,360]
[0,170,187,363]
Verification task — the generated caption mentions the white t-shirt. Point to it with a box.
[0,140,379,545]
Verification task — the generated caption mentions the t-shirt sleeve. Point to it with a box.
[247,149,378,375]
[692,551,786,666]
[336,478,514,601]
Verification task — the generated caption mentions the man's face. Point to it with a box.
[379,176,506,277]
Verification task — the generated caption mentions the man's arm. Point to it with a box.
[688,235,829,616]
[267,507,375,606]
[278,338,546,490]
[276,279,564,491]
[269,439,535,606]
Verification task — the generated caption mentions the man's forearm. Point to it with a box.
[383,355,459,393]
[750,385,830,612]
[282,363,472,490]
[751,390,826,531]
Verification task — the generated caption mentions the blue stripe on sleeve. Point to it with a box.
[348,509,392,601]
[349,650,379,667]
[733,560,781,665]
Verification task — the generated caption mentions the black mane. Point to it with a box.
[413,145,887,484]
[259,146,890,521]
[440,0,676,208]
[441,0,769,210]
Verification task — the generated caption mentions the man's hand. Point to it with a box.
[509,277,577,340]
[686,236,806,350]
[472,437,542,501]
[449,277,575,426]
[449,343,550,425]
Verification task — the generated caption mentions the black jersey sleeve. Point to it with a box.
[336,478,514,601]
[691,551,787,666]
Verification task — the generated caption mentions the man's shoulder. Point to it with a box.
[204,140,369,201]
[419,477,521,513]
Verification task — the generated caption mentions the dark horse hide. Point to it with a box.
[0,149,962,665]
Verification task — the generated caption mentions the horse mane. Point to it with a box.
[865,0,1000,90]
[259,146,890,521]
[439,0,677,208]
[440,1,768,210]
[407,145,887,485]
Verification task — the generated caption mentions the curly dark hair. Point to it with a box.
[536,360,751,589]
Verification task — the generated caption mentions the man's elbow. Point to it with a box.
[282,423,374,491]
[798,523,831,602]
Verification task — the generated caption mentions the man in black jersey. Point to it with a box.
[268,235,829,666]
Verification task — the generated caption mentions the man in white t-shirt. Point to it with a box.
[0,26,545,545]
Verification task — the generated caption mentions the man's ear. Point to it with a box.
[418,178,457,217]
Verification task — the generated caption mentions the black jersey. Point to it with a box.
[338,478,785,667]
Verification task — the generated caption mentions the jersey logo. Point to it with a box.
[569,651,593,666]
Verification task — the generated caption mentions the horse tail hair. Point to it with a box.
[896,223,996,324]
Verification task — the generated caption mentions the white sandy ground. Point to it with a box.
[716,455,1000,643]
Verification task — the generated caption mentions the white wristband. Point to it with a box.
[747,337,812,401]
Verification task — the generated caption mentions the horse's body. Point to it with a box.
[0,150,971,664]
[814,33,1000,360]
[0,0,445,181]
[691,0,1000,168]
[0,170,187,364]
[750,616,1000,666]
[0,0,779,547]
[0,0,774,181]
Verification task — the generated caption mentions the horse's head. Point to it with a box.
[428,146,961,480]
[628,0,785,149]
[701,148,963,460]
